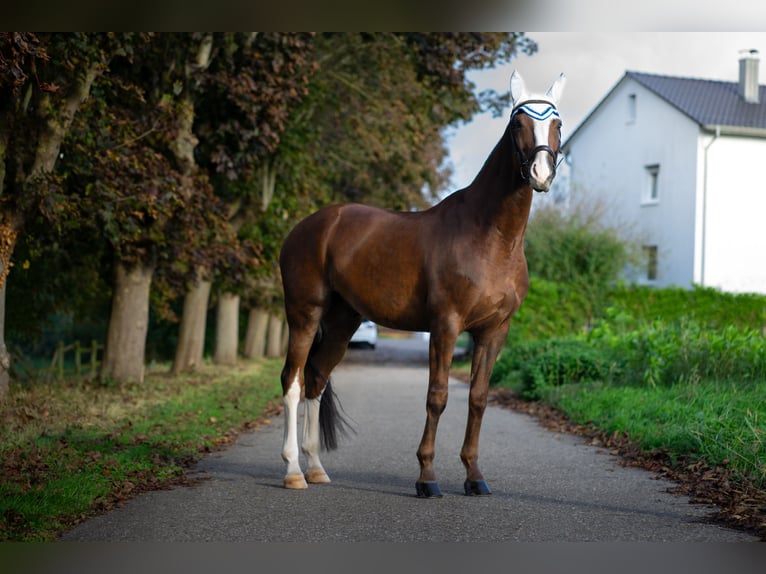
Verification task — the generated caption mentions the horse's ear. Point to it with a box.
[546,73,566,105]
[510,70,527,107]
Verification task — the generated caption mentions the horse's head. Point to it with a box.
[509,70,566,192]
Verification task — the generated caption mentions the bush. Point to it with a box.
[506,277,591,343]
[492,338,617,400]
[524,199,639,322]
[607,284,766,333]
[589,318,766,387]
[494,314,766,399]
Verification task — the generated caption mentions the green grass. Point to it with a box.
[0,359,284,541]
[492,315,766,487]
[532,379,766,486]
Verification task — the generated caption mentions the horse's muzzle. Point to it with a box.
[527,145,557,192]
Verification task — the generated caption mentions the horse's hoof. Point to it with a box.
[415,481,443,498]
[283,474,308,489]
[464,479,492,496]
[305,468,331,484]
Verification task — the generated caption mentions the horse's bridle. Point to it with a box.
[510,99,562,183]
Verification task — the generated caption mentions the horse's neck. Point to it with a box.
[463,127,533,242]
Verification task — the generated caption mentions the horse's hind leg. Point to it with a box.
[281,305,323,490]
[301,297,361,483]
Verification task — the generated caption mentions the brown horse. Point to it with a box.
[278,70,566,497]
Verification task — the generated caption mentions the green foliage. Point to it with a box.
[3,32,541,376]
[608,284,766,332]
[506,277,591,343]
[496,314,766,397]
[491,337,617,400]
[524,199,639,321]
[274,32,536,214]
[588,318,766,388]
[493,281,766,485]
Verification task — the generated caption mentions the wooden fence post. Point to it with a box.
[91,340,99,378]
[57,341,64,381]
[74,341,82,377]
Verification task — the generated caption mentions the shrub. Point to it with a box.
[524,199,640,322]
[607,284,766,333]
[494,315,766,399]
[492,338,617,400]
[506,277,591,343]
[588,318,766,387]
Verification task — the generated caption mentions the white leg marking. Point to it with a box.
[302,392,330,483]
[282,375,307,488]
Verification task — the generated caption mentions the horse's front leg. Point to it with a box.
[416,323,459,498]
[460,326,508,496]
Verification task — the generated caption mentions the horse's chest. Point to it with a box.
[444,257,527,320]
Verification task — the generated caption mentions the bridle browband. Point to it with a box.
[510,99,562,183]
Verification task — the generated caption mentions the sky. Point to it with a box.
[446,32,766,191]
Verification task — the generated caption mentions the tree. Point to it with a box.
[0,33,123,396]
[183,33,315,369]
[56,33,234,383]
[0,33,537,387]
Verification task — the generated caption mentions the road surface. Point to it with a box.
[61,336,757,542]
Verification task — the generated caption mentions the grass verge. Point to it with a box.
[487,378,766,539]
[0,359,284,541]
[540,380,766,485]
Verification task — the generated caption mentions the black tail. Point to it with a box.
[305,328,355,451]
[318,377,355,451]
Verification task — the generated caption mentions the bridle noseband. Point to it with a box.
[510,99,562,183]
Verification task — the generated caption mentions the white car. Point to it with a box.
[349,319,378,349]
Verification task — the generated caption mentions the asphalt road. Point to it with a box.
[61,336,757,542]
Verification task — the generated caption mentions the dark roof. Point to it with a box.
[563,70,766,151]
[627,71,766,130]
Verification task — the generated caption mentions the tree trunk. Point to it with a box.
[0,222,18,399]
[266,312,284,358]
[172,275,212,374]
[213,292,240,366]
[100,260,154,384]
[0,280,9,398]
[243,307,269,359]
[167,37,216,375]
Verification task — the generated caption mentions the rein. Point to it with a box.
[510,99,562,183]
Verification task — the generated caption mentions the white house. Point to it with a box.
[562,50,766,295]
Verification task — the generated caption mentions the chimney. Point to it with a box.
[738,49,760,104]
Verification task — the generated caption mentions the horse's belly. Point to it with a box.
[334,272,430,332]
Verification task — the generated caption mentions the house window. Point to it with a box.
[644,245,658,281]
[644,164,660,203]
[627,93,636,123]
